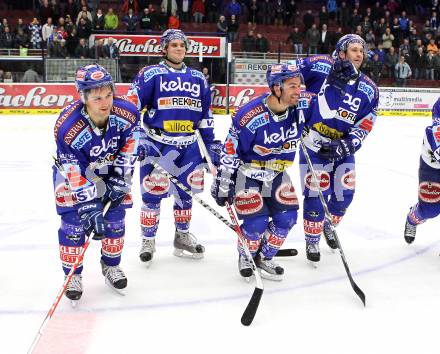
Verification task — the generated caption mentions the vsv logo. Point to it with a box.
[160,76,200,97]
[90,137,119,157]
[263,124,298,144]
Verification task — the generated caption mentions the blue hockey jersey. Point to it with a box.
[421,98,440,168]
[220,92,316,181]
[291,55,379,153]
[127,61,214,145]
[53,96,141,213]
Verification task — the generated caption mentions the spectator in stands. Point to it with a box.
[333,26,343,46]
[76,5,93,26]
[318,5,329,28]
[168,10,180,29]
[365,28,376,50]
[395,55,412,86]
[227,14,239,43]
[65,15,75,34]
[337,1,350,30]
[77,17,92,39]
[423,19,433,36]
[319,24,332,54]
[367,53,383,84]
[103,37,120,59]
[248,0,258,24]
[140,8,155,33]
[426,51,436,80]
[224,0,241,21]
[180,0,191,23]
[285,0,297,26]
[375,17,387,37]
[63,0,79,20]
[386,46,399,78]
[161,0,178,17]
[361,16,372,36]
[93,8,105,31]
[16,18,28,35]
[259,0,273,25]
[121,0,139,14]
[306,23,319,55]
[123,8,139,32]
[430,11,438,32]
[157,7,168,31]
[15,27,29,49]
[104,8,119,30]
[202,66,211,84]
[206,0,220,23]
[427,38,439,55]
[387,0,400,14]
[217,15,228,34]
[382,27,394,52]
[90,38,105,59]
[39,0,54,26]
[327,0,337,21]
[409,27,420,50]
[303,9,314,32]
[350,8,362,32]
[48,33,62,57]
[371,1,384,23]
[0,26,14,48]
[42,17,54,48]
[412,46,426,79]
[75,37,90,58]
[399,38,411,61]
[256,33,269,53]
[433,51,440,79]
[274,0,286,26]
[287,26,303,55]
[192,0,205,24]
[66,27,78,57]
[241,30,256,53]
[21,66,41,82]
[3,71,13,82]
[398,11,410,38]
[27,17,41,50]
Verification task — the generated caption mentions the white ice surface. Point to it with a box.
[1,113,440,354]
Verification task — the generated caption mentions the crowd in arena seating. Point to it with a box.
[1,0,440,86]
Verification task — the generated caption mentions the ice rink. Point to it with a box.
[1,112,440,354]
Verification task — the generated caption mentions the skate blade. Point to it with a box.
[308,260,319,268]
[105,278,126,296]
[173,248,204,259]
[258,269,283,281]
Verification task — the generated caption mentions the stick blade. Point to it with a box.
[241,288,263,326]
[275,248,298,257]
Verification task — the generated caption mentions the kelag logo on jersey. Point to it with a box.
[263,125,298,144]
[159,76,200,97]
[158,96,202,112]
[335,108,357,124]
[90,136,120,157]
[163,120,194,133]
[246,112,269,133]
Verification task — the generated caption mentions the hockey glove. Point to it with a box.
[211,166,236,207]
[104,174,131,209]
[77,200,106,240]
[206,140,222,168]
[318,138,355,162]
[327,59,359,95]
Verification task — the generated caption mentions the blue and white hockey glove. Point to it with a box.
[319,138,355,162]
[327,59,358,95]
[206,140,222,168]
[211,166,236,207]
[104,175,131,209]
[77,200,106,240]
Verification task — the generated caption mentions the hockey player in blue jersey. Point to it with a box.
[404,98,440,243]
[211,64,316,281]
[292,34,379,264]
[127,29,220,266]
[53,64,141,301]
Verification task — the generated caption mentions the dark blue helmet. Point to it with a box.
[266,63,303,89]
[75,64,114,94]
[160,29,189,50]
[333,34,367,59]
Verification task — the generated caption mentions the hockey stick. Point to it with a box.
[28,158,111,353]
[300,140,366,306]
[195,130,263,326]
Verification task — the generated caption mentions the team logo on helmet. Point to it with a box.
[91,71,105,80]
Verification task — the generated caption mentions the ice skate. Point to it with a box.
[65,274,83,307]
[306,242,320,268]
[139,237,156,267]
[101,260,127,296]
[238,254,253,281]
[323,220,338,250]
[404,220,417,244]
[254,255,284,281]
[173,230,204,259]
